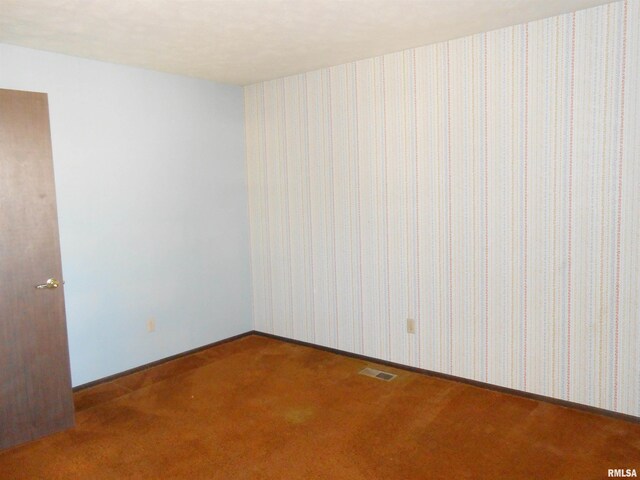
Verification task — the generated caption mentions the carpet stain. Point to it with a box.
[283,406,315,425]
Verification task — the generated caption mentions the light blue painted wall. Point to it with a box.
[0,43,252,386]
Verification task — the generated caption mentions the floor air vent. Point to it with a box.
[359,367,397,382]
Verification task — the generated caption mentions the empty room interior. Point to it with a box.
[1,0,639,478]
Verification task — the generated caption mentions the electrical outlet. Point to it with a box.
[406,318,416,334]
[147,318,156,333]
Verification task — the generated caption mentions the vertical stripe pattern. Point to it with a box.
[244,0,640,417]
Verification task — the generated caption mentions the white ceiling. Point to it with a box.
[0,0,615,85]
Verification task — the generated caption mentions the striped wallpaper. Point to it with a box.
[244,0,640,416]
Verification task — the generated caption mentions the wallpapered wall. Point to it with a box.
[244,0,639,416]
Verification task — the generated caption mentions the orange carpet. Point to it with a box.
[0,335,638,479]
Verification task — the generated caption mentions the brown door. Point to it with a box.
[0,88,74,450]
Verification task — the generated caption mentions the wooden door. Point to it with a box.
[0,88,74,450]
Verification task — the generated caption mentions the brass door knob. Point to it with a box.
[35,278,61,289]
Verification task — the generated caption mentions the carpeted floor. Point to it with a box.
[1,335,638,479]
